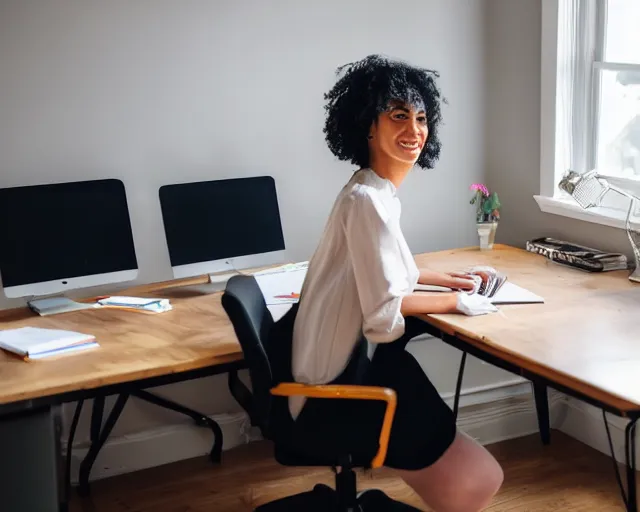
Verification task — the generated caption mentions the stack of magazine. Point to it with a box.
[467,267,508,298]
[526,237,628,272]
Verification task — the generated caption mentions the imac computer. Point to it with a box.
[159,176,286,279]
[0,178,139,299]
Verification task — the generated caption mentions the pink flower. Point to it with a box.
[470,183,489,196]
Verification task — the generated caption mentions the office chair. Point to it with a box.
[221,274,422,511]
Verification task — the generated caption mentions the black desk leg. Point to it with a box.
[625,419,638,512]
[228,370,256,425]
[131,389,223,463]
[453,351,467,421]
[77,393,129,497]
[90,395,105,445]
[533,382,551,445]
[603,414,638,511]
[61,400,84,510]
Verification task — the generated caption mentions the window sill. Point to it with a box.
[533,195,629,230]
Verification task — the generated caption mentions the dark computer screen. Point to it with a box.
[0,179,138,287]
[159,176,285,267]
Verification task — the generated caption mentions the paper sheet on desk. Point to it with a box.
[268,304,293,322]
[489,282,544,305]
[253,263,308,305]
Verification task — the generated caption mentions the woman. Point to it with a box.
[289,55,503,512]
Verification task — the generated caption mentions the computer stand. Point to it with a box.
[69,389,224,498]
[27,295,97,316]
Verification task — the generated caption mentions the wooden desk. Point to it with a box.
[0,285,243,408]
[0,280,249,511]
[414,244,640,511]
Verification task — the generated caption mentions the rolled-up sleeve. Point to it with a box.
[342,189,413,343]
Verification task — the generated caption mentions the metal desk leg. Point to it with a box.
[228,369,255,425]
[1,407,61,512]
[625,419,638,512]
[62,400,84,509]
[603,413,638,512]
[453,351,467,421]
[533,382,551,445]
[131,389,223,463]
[77,393,129,497]
[90,395,104,445]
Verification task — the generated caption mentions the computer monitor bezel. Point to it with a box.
[159,175,286,279]
[0,178,139,299]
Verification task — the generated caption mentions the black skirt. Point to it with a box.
[292,317,457,471]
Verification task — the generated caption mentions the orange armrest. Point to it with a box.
[270,382,397,469]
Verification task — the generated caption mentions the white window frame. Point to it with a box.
[535,0,640,230]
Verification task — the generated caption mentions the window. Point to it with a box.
[597,1,640,179]
[537,0,640,228]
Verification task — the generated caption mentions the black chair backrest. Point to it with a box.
[221,274,296,437]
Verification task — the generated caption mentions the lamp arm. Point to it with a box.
[609,183,639,202]
[623,195,640,283]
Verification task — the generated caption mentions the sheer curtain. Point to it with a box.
[555,0,601,176]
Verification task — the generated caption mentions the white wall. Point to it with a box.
[484,0,632,254]
[0,0,515,454]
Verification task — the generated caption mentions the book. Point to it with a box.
[526,237,628,272]
[0,326,98,359]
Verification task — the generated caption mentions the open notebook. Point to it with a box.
[414,267,544,305]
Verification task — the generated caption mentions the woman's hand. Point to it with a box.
[445,272,479,292]
[418,268,476,291]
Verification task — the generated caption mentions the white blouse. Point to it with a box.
[290,168,420,418]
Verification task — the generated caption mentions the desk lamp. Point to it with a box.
[558,170,640,282]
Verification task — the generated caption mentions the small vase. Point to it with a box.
[477,221,498,250]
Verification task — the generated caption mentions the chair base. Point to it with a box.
[255,483,422,511]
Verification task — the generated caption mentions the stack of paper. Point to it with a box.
[97,296,173,313]
[0,326,98,360]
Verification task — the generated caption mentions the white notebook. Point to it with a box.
[489,282,544,305]
[0,326,96,358]
[414,281,544,305]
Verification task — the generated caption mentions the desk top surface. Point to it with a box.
[0,281,242,406]
[1,244,639,413]
[416,245,640,414]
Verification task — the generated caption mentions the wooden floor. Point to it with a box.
[70,430,631,511]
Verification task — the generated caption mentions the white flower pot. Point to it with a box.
[477,221,498,250]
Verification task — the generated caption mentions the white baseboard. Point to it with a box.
[555,396,638,466]
[67,412,259,483]
[66,380,567,484]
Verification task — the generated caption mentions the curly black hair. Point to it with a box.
[323,54,446,170]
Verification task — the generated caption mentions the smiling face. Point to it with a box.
[368,99,429,169]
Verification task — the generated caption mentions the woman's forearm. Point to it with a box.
[400,292,459,316]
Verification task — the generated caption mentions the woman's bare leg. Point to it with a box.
[394,430,503,512]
